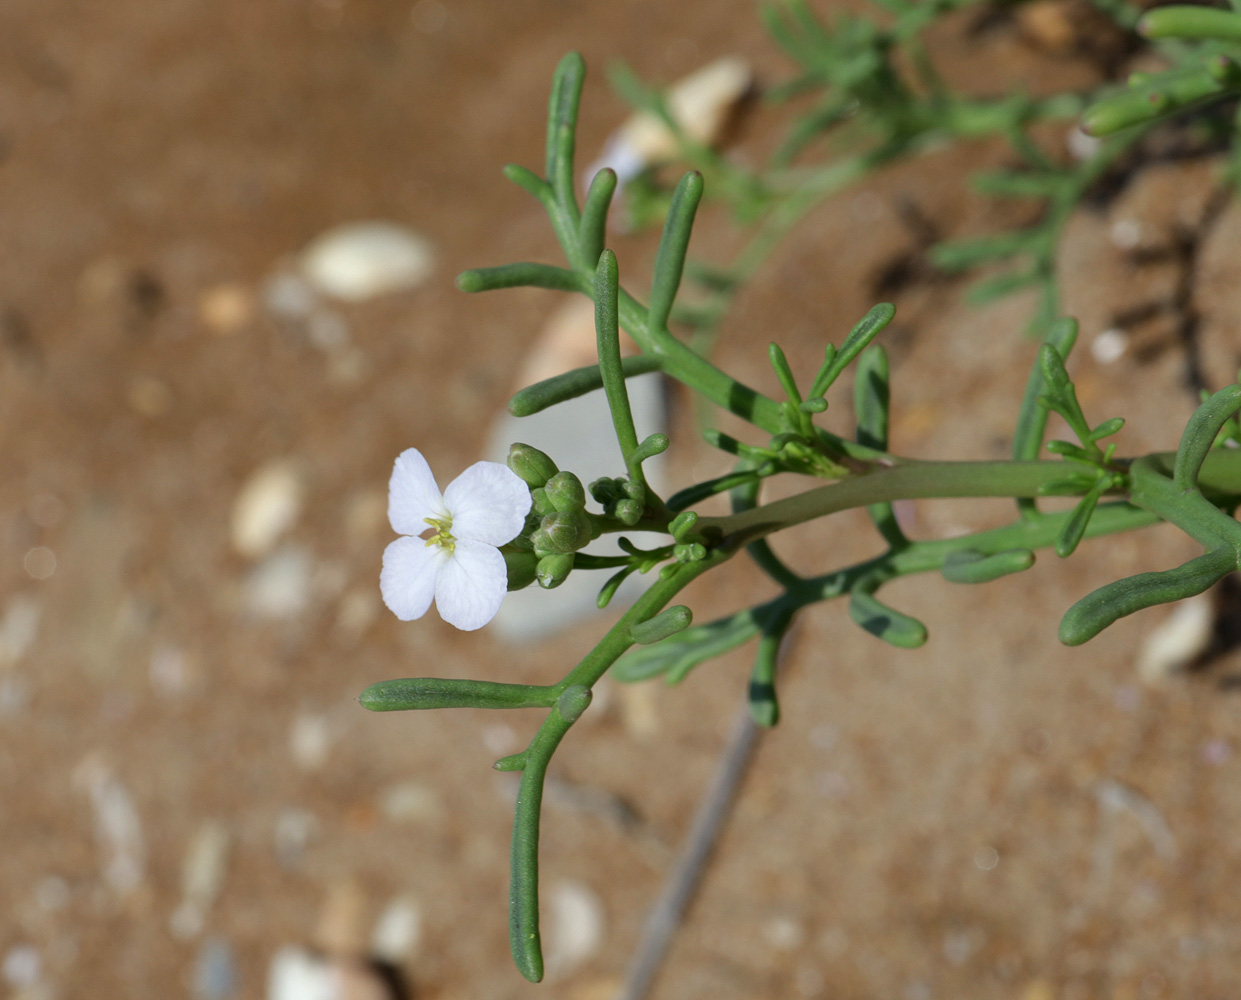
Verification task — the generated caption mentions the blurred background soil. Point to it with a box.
[4,1,1241,998]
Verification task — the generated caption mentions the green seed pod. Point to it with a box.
[543,471,586,513]
[503,548,539,591]
[536,553,574,589]
[507,443,559,487]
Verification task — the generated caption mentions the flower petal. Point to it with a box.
[434,539,508,631]
[388,448,447,536]
[444,461,532,546]
[380,536,445,621]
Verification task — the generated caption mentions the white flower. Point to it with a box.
[381,448,531,631]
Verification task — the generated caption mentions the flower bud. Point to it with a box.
[590,477,619,504]
[503,548,539,591]
[533,510,593,554]
[507,443,559,487]
[536,553,574,589]
[530,487,557,517]
[614,498,643,526]
[544,471,586,513]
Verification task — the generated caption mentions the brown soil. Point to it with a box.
[4,3,1241,999]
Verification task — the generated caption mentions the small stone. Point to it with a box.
[307,310,349,351]
[1109,218,1141,251]
[290,712,333,771]
[2,945,40,990]
[171,821,231,940]
[267,946,328,1000]
[543,880,605,979]
[1066,126,1102,162]
[763,915,806,952]
[199,284,255,335]
[73,755,146,895]
[1091,328,1128,364]
[1136,596,1214,683]
[0,595,40,669]
[1200,738,1232,767]
[299,222,435,303]
[149,644,195,698]
[262,272,318,321]
[942,927,985,966]
[585,57,752,187]
[1107,161,1221,255]
[370,895,422,964]
[194,937,238,1000]
[479,722,518,757]
[231,459,306,559]
[378,782,444,825]
[274,809,319,870]
[244,546,313,621]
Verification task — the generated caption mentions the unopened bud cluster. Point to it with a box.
[588,476,645,526]
[504,444,600,591]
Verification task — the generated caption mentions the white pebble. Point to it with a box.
[262,273,318,320]
[763,915,807,952]
[1090,328,1129,365]
[1136,596,1214,683]
[267,948,392,1000]
[73,755,146,895]
[2,945,40,989]
[172,821,231,940]
[0,595,40,668]
[378,782,444,825]
[0,674,30,720]
[370,895,422,963]
[1067,125,1102,162]
[195,937,238,1000]
[274,809,319,869]
[585,57,752,187]
[231,460,305,559]
[942,927,985,966]
[299,222,435,303]
[267,946,332,1000]
[1109,218,1142,250]
[544,880,605,979]
[150,644,193,697]
[290,712,333,771]
[244,546,313,621]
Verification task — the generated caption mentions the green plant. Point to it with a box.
[361,22,1241,984]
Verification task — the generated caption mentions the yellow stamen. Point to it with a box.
[424,515,455,554]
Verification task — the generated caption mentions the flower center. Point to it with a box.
[424,515,455,554]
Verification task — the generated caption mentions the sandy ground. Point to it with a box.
[5,2,1241,999]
